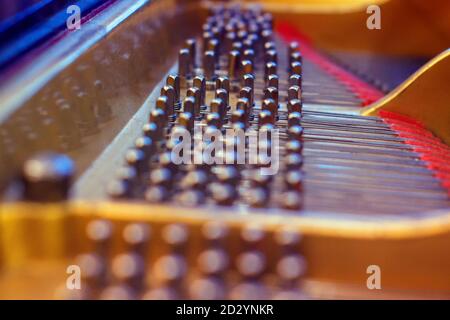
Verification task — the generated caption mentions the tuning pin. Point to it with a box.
[180,170,208,191]
[142,122,160,143]
[264,87,279,107]
[209,182,236,206]
[215,88,229,110]
[275,227,302,253]
[186,87,201,118]
[216,76,230,95]
[197,248,229,278]
[182,96,195,114]
[166,74,180,104]
[225,32,237,52]
[290,51,303,67]
[150,166,173,189]
[231,109,246,126]
[280,190,303,211]
[162,224,189,253]
[178,48,192,79]
[288,99,302,113]
[145,185,170,203]
[289,74,302,89]
[160,86,176,120]
[193,76,207,107]
[179,112,194,133]
[286,140,303,155]
[286,153,304,171]
[290,61,302,76]
[247,187,269,208]
[240,224,266,249]
[276,253,306,292]
[111,253,145,292]
[151,254,187,297]
[288,112,302,128]
[243,49,255,66]
[125,148,147,175]
[176,189,206,206]
[264,41,276,52]
[262,98,277,120]
[123,223,150,254]
[203,50,216,80]
[230,40,242,54]
[288,125,304,141]
[288,85,301,101]
[236,97,250,124]
[239,86,254,111]
[206,112,222,129]
[258,109,274,127]
[207,38,220,59]
[265,62,277,80]
[267,74,279,91]
[22,152,74,201]
[155,96,169,122]
[86,219,113,257]
[149,108,166,131]
[228,50,241,81]
[135,136,154,160]
[265,49,277,64]
[241,59,253,76]
[210,97,226,119]
[215,166,240,185]
[184,38,197,69]
[201,221,229,247]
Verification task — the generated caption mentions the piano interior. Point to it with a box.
[0,0,449,299]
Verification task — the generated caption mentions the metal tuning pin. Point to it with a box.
[289,74,302,89]
[155,96,169,122]
[203,50,216,81]
[211,96,226,119]
[178,112,194,134]
[215,88,229,111]
[258,110,274,127]
[288,125,304,141]
[125,148,147,176]
[216,76,230,96]
[288,85,301,101]
[239,86,254,111]
[186,87,202,118]
[265,61,277,80]
[178,48,192,79]
[193,75,207,108]
[236,97,250,125]
[243,49,255,66]
[285,140,303,155]
[290,61,302,76]
[166,74,181,104]
[135,136,154,161]
[288,112,302,128]
[241,59,253,76]
[267,74,279,91]
[149,108,166,132]
[264,86,279,107]
[209,182,236,206]
[228,50,241,81]
[184,38,197,69]
[288,99,302,113]
[160,85,176,120]
[206,112,222,129]
[22,152,74,201]
[262,98,277,121]
[265,49,277,65]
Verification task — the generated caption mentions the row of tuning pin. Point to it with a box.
[59,219,307,300]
